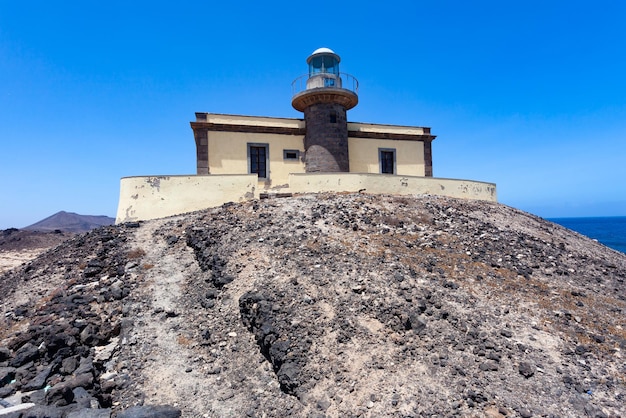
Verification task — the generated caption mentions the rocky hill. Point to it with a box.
[0,193,624,417]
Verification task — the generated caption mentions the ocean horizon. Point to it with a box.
[548,216,626,255]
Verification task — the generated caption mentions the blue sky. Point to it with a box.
[1,1,625,228]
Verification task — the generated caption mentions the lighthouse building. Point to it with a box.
[192,48,434,184]
[116,48,496,223]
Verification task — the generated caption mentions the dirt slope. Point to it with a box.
[1,194,625,417]
[0,229,74,274]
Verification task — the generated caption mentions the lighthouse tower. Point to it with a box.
[292,48,358,172]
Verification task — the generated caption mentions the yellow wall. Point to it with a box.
[207,132,306,188]
[116,175,258,223]
[206,133,425,181]
[349,137,425,176]
[201,115,431,181]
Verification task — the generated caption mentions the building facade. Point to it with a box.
[191,48,435,190]
[190,113,435,190]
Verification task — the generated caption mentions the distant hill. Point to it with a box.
[24,211,115,233]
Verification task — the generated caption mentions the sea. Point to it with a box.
[548,216,626,255]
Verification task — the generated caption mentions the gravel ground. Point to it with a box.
[0,193,624,417]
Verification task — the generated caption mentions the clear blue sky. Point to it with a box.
[1,1,625,228]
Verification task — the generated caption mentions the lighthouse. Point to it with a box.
[292,48,358,172]
[117,46,497,224]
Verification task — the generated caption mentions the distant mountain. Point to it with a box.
[24,211,115,233]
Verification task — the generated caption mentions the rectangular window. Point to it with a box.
[283,149,300,160]
[248,143,269,179]
[379,148,396,174]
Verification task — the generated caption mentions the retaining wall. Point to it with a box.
[286,173,497,201]
[116,173,497,223]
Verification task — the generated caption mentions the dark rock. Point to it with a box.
[500,329,513,338]
[21,405,64,418]
[0,366,16,386]
[9,342,39,367]
[407,313,426,334]
[0,346,11,361]
[74,356,94,376]
[67,373,95,390]
[486,351,501,362]
[276,361,301,394]
[46,382,75,406]
[45,333,72,357]
[520,407,533,417]
[67,408,112,418]
[110,286,124,300]
[83,267,102,278]
[519,361,536,378]
[200,299,215,309]
[213,273,235,286]
[0,384,16,397]
[443,281,459,289]
[80,325,99,345]
[116,405,182,418]
[47,373,94,406]
[7,333,33,352]
[479,360,499,371]
[16,360,36,383]
[101,379,117,393]
[575,345,589,355]
[317,398,331,411]
[466,390,488,403]
[22,363,55,391]
[72,386,97,408]
[164,310,178,318]
[416,299,427,313]
[23,388,47,404]
[61,356,80,375]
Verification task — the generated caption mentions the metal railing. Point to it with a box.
[291,72,359,96]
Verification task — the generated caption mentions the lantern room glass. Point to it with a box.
[308,55,339,76]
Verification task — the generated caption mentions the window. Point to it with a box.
[283,149,300,160]
[309,55,339,75]
[379,148,396,174]
[329,111,337,123]
[248,143,269,179]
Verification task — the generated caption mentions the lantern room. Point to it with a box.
[306,47,341,89]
